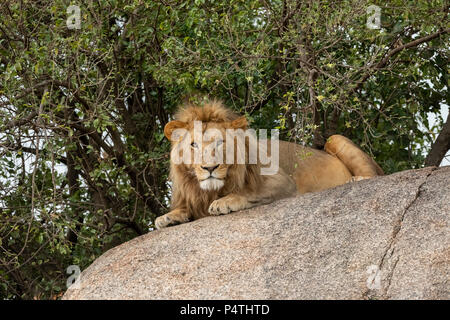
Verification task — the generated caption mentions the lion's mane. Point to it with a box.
[169,101,262,220]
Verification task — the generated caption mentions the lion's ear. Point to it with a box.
[164,120,187,141]
[229,116,248,130]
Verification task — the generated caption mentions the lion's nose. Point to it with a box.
[201,165,219,173]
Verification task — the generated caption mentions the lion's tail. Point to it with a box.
[324,135,384,177]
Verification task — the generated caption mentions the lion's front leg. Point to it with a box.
[155,208,191,229]
[208,194,253,216]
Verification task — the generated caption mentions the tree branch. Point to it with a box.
[350,28,449,95]
[425,110,450,167]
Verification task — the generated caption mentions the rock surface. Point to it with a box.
[63,167,449,300]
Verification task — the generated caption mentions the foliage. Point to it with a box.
[0,0,448,299]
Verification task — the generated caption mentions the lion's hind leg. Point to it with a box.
[324,135,384,178]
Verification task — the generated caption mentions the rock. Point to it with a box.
[63,167,450,300]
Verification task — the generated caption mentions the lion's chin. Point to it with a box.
[199,178,225,191]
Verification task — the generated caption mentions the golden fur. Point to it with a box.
[155,100,383,229]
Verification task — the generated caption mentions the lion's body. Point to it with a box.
[277,141,353,194]
[155,101,383,229]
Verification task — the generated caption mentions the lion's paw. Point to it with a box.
[346,176,371,183]
[155,214,173,230]
[208,198,234,215]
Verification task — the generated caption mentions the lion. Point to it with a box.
[155,100,383,229]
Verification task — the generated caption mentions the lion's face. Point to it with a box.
[189,122,229,191]
[165,117,247,191]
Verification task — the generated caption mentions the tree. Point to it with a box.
[0,0,448,299]
[425,111,450,166]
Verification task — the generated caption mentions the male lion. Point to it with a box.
[155,100,383,229]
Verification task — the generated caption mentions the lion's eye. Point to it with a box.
[191,142,198,148]
[217,139,224,146]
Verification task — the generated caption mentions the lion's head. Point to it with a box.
[163,100,261,218]
[164,100,253,191]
